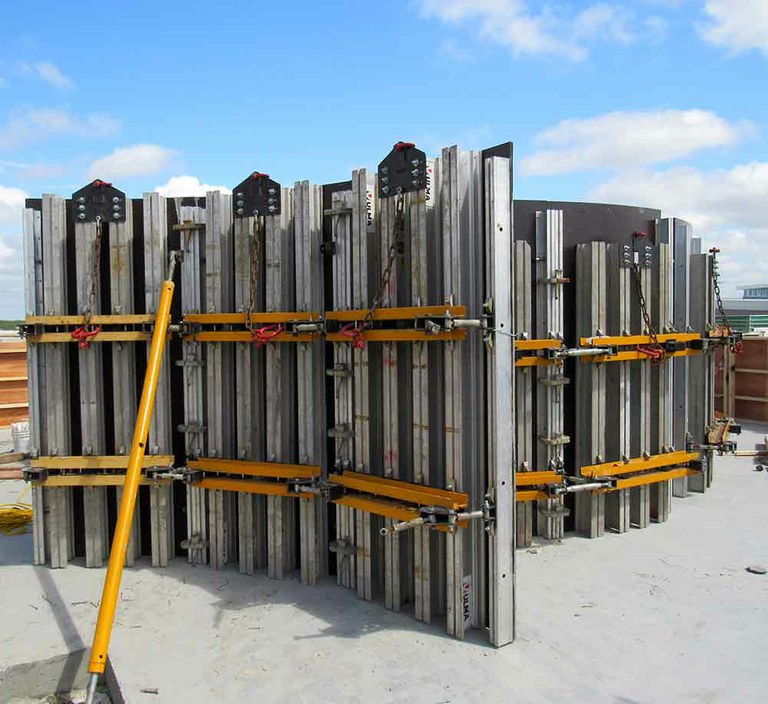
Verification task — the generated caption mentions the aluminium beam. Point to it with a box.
[110,200,141,565]
[486,156,515,646]
[329,187,357,591]
[178,197,209,565]
[351,170,376,602]
[650,241,674,522]
[23,201,46,565]
[604,244,631,534]
[205,192,237,570]
[38,195,74,567]
[265,187,297,580]
[233,207,267,575]
[75,215,109,567]
[688,253,714,493]
[512,241,534,547]
[143,193,175,567]
[534,210,566,540]
[441,145,486,636]
[574,242,607,537]
[658,218,691,497]
[294,179,327,585]
[629,244,653,528]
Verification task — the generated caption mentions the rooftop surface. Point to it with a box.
[2,427,767,703]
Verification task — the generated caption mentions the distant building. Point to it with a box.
[718,285,768,332]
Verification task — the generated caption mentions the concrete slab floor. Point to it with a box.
[1,424,767,703]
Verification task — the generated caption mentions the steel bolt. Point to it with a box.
[268,188,276,195]
[382,185,390,194]
[113,212,120,219]
[236,192,244,198]
[78,196,86,203]
[268,205,276,212]
[237,200,244,207]
[112,196,120,203]
[236,208,244,215]
[113,204,120,211]
[380,166,389,174]
[78,213,86,220]
[78,204,86,211]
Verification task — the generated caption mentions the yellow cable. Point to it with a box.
[0,487,33,536]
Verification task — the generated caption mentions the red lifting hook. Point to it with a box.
[71,325,102,350]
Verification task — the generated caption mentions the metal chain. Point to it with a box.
[709,249,731,332]
[631,262,661,349]
[83,217,103,327]
[364,191,406,329]
[245,216,262,331]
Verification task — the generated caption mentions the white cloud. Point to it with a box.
[88,144,176,180]
[20,61,74,90]
[700,0,768,56]
[0,184,27,229]
[0,109,120,150]
[521,109,750,175]
[154,175,231,197]
[589,163,768,294]
[418,0,637,60]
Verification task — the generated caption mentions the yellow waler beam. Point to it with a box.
[27,331,154,343]
[326,330,466,343]
[184,311,321,324]
[25,314,156,325]
[515,357,555,368]
[333,495,469,532]
[516,471,562,486]
[188,458,320,480]
[85,257,177,703]
[611,467,697,490]
[516,490,549,502]
[325,305,466,322]
[32,455,173,470]
[581,450,698,478]
[33,476,171,488]
[583,349,701,364]
[190,331,319,343]
[329,470,468,510]
[580,332,701,347]
[334,494,421,522]
[198,476,310,498]
[515,339,562,351]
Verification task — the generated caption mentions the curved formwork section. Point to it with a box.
[21,141,735,648]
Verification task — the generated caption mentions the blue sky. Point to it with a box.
[1,0,767,317]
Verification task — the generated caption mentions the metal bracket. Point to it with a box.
[22,466,48,482]
[72,179,127,223]
[378,141,427,197]
[232,172,281,217]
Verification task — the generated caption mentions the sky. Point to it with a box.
[0,0,766,318]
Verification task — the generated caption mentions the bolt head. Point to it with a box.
[236,192,244,198]
[113,212,120,219]
[268,205,276,213]
[113,203,120,211]
[236,208,244,215]
[78,213,86,220]
[381,166,389,174]
[112,196,120,203]
[237,200,244,207]
[78,204,86,211]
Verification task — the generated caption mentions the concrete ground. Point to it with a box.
[1,425,767,704]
